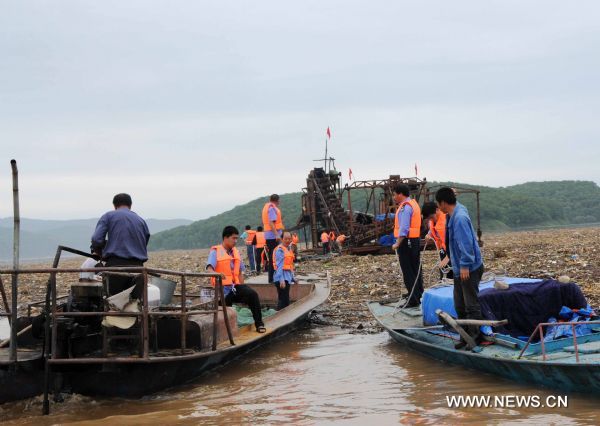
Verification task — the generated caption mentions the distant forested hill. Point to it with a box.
[0,218,192,260]
[148,180,600,250]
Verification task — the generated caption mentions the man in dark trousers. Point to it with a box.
[391,184,423,307]
[261,194,284,283]
[206,226,265,333]
[436,187,484,348]
[91,193,150,296]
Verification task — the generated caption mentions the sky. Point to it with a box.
[1,1,599,220]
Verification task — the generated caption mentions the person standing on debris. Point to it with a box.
[335,234,347,253]
[240,225,257,273]
[329,230,336,245]
[291,232,300,261]
[262,194,285,283]
[91,193,150,295]
[321,230,330,254]
[421,202,453,279]
[435,187,483,348]
[254,226,266,274]
[206,226,266,333]
[273,231,298,310]
[391,184,423,308]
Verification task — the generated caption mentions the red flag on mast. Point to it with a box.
[326,127,331,139]
[349,168,353,180]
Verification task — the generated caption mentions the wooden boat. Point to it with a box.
[368,299,600,394]
[0,250,330,413]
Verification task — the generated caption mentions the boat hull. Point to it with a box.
[386,326,600,394]
[60,312,310,398]
[368,301,600,395]
[1,274,330,405]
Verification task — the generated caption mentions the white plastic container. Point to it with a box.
[148,284,161,308]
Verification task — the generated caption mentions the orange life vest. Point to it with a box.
[273,244,295,271]
[245,229,257,245]
[394,198,422,238]
[336,234,346,243]
[210,245,241,286]
[329,231,336,241]
[255,232,266,249]
[262,202,284,233]
[321,232,329,243]
[292,234,299,245]
[429,212,447,250]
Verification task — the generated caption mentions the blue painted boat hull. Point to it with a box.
[368,301,600,395]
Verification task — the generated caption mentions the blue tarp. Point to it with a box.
[422,277,541,326]
[375,213,395,222]
[422,278,590,340]
[378,234,395,246]
[478,280,588,338]
[543,307,594,342]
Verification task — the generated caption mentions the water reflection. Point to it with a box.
[1,326,599,425]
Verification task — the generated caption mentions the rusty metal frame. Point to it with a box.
[1,245,237,415]
[298,168,429,253]
[517,320,600,362]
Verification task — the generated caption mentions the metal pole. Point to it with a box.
[324,138,328,172]
[302,225,308,250]
[142,270,149,359]
[219,277,235,346]
[212,279,218,351]
[9,160,19,365]
[0,275,10,321]
[180,275,187,353]
[476,192,482,245]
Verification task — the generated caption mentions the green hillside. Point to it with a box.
[148,193,302,251]
[149,180,600,251]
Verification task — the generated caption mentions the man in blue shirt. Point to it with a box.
[391,184,423,308]
[436,187,484,348]
[91,193,150,296]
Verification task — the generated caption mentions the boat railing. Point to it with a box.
[517,319,600,362]
[0,265,235,365]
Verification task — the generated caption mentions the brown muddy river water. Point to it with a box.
[1,326,599,425]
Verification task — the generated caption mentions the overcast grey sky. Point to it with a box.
[1,1,599,220]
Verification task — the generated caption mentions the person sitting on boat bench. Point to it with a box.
[91,193,150,297]
[273,231,298,310]
[206,226,266,333]
[435,187,484,349]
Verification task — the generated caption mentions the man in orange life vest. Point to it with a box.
[329,230,336,245]
[273,231,298,310]
[290,232,300,261]
[422,201,453,279]
[334,234,347,253]
[253,226,266,274]
[206,226,265,333]
[262,194,285,283]
[391,183,423,307]
[240,225,257,273]
[321,230,330,254]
